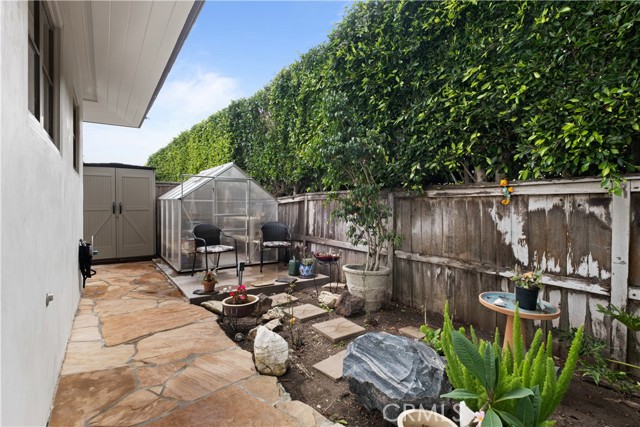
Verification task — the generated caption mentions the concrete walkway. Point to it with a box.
[50,262,338,427]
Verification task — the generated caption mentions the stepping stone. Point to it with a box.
[290,304,328,322]
[399,326,424,340]
[322,282,346,292]
[313,350,347,381]
[270,293,299,307]
[200,301,223,315]
[312,318,366,343]
[250,281,273,288]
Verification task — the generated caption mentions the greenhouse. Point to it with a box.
[159,162,279,272]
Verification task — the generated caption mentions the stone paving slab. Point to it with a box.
[51,261,337,427]
[399,326,424,340]
[290,304,329,322]
[270,292,299,307]
[322,282,346,292]
[312,318,366,343]
[313,350,347,381]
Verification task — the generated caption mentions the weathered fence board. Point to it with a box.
[278,177,640,365]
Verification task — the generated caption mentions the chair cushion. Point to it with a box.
[263,241,291,248]
[196,245,235,253]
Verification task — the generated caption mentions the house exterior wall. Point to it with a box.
[1,2,83,425]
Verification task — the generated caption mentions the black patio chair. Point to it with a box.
[260,222,291,272]
[191,224,238,276]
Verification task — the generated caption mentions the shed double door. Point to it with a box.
[83,167,155,260]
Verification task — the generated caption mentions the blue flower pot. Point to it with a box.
[299,264,315,278]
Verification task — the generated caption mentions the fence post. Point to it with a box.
[610,183,630,362]
[388,191,395,276]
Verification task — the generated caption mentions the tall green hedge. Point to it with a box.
[147,1,640,196]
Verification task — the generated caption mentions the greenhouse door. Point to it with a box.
[84,166,155,260]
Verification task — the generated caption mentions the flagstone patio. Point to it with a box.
[50,262,339,427]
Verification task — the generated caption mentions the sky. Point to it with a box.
[83,1,351,166]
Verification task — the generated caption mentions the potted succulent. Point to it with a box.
[299,256,316,278]
[201,269,218,293]
[510,265,543,311]
[441,302,584,426]
[221,284,258,317]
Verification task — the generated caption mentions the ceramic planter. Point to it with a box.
[342,264,391,312]
[299,263,315,278]
[222,294,258,317]
[397,409,456,427]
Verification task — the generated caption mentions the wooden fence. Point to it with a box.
[278,177,640,366]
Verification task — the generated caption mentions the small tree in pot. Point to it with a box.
[307,90,402,311]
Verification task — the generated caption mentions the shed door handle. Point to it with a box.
[112,202,116,214]
[119,202,123,214]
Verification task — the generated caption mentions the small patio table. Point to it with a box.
[479,291,561,351]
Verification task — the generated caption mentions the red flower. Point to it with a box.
[230,291,235,297]
[240,294,246,300]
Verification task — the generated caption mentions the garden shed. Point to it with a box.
[159,162,279,272]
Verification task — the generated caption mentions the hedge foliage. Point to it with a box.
[147,1,640,196]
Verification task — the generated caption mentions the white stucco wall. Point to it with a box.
[1,2,83,425]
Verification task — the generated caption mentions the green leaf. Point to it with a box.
[496,410,526,427]
[484,342,497,391]
[452,331,488,389]
[494,387,534,404]
[482,408,503,427]
[441,389,481,401]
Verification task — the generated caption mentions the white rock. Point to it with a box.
[318,291,339,309]
[262,307,286,321]
[254,326,289,376]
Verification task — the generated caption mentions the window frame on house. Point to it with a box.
[72,101,80,172]
[28,0,58,149]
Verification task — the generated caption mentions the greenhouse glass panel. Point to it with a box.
[159,163,279,272]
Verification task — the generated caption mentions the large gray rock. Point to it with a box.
[334,291,364,317]
[254,326,289,376]
[342,332,451,424]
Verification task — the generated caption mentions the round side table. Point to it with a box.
[479,291,561,351]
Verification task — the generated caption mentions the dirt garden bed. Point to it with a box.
[225,287,640,427]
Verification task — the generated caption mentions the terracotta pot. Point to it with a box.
[202,280,216,293]
[222,294,258,318]
[397,409,456,427]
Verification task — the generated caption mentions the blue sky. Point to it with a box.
[83,1,350,166]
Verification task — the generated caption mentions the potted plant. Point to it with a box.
[221,284,258,317]
[441,302,584,426]
[511,265,543,311]
[305,90,402,312]
[299,256,316,278]
[397,409,456,427]
[201,269,218,293]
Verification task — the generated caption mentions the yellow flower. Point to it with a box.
[508,186,513,193]
[289,317,297,325]
[499,179,508,187]
[501,199,510,205]
[523,272,533,280]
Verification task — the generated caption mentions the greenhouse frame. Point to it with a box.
[159,163,279,272]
